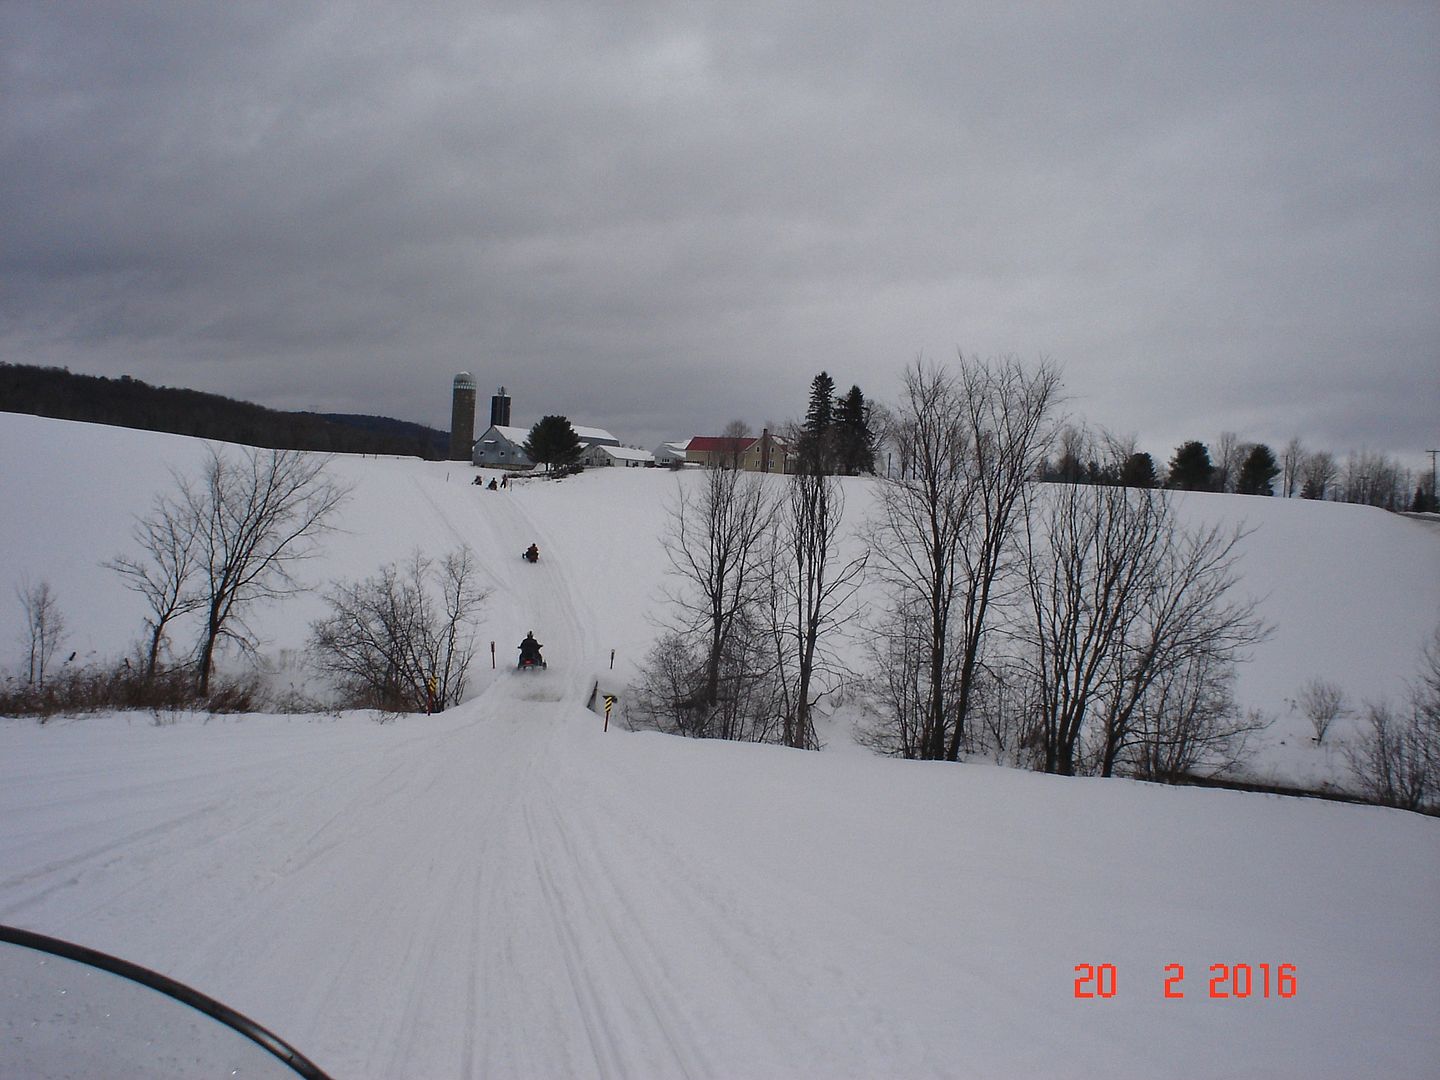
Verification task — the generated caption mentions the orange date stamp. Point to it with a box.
[1073,963,1297,1000]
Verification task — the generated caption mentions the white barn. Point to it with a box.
[581,444,654,468]
[652,439,691,466]
[472,423,620,469]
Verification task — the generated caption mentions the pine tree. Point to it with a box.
[1118,452,1158,489]
[833,385,876,475]
[1236,443,1280,495]
[804,371,836,432]
[524,416,582,471]
[798,371,837,472]
[1167,441,1215,491]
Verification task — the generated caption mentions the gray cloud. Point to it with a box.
[3,2,1436,464]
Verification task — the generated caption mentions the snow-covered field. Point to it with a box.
[2,412,1438,1078]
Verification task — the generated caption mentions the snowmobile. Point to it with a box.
[521,544,539,563]
[517,632,546,670]
[0,923,332,1078]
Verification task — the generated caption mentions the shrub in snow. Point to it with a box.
[1297,677,1348,745]
[309,547,487,714]
[1345,627,1440,813]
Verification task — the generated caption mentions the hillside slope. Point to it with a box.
[2,413,1438,1077]
[2,411,1436,782]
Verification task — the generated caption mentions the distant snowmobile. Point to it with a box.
[522,544,539,563]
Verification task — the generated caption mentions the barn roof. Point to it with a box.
[486,424,619,446]
[685,436,757,454]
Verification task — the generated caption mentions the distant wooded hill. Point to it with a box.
[0,364,448,459]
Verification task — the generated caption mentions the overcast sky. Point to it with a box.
[3,2,1437,467]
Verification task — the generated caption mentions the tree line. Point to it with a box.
[1039,426,1435,513]
[0,363,448,459]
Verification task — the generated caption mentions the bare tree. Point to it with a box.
[869,360,976,761]
[629,631,708,736]
[1047,423,1088,483]
[869,355,1059,761]
[643,464,778,739]
[1021,464,1270,778]
[1213,431,1242,494]
[1122,654,1269,782]
[1100,430,1142,482]
[1345,703,1435,811]
[856,595,955,758]
[944,355,1060,759]
[106,492,204,677]
[185,447,347,694]
[1345,626,1440,812]
[1341,450,1409,510]
[866,402,900,478]
[766,469,867,748]
[958,655,1040,768]
[1022,481,1168,775]
[1300,450,1338,500]
[631,613,782,743]
[721,418,753,470]
[1100,518,1270,777]
[17,581,66,687]
[1419,626,1440,727]
[1296,677,1347,745]
[1281,437,1304,498]
[310,547,487,712]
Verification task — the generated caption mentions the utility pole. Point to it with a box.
[1427,449,1438,510]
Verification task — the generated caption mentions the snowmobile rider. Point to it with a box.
[523,543,539,563]
[517,631,543,667]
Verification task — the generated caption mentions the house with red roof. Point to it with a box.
[683,429,793,473]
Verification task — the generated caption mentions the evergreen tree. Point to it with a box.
[1167,441,1215,491]
[833,384,876,475]
[1235,443,1280,495]
[804,370,836,432]
[1118,452,1157,488]
[524,416,582,471]
[1041,450,1085,483]
[798,371,837,472]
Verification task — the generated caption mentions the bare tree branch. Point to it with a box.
[186,447,348,694]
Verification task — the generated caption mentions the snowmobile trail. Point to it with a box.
[517,770,714,1080]
[480,480,601,701]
